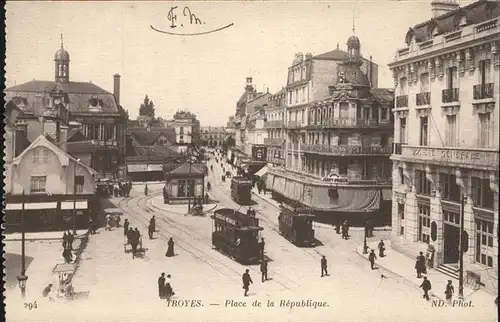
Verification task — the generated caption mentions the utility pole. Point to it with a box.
[458,194,466,299]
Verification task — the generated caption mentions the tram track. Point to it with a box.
[118,191,296,292]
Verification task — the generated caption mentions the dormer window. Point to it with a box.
[458,16,467,28]
[89,97,99,107]
[431,26,439,37]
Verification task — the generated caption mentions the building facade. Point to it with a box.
[265,89,287,166]
[201,126,226,147]
[267,34,393,226]
[171,110,201,153]
[388,0,499,293]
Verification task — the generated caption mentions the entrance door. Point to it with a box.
[443,224,460,263]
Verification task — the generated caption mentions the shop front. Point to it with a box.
[164,162,205,204]
[4,193,97,233]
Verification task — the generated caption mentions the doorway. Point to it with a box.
[443,224,460,263]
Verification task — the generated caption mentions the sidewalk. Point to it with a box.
[356,240,496,308]
[4,229,88,241]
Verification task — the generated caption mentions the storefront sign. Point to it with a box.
[402,146,499,169]
[215,213,237,226]
[147,164,163,172]
[61,201,88,210]
[127,164,148,172]
[6,202,58,210]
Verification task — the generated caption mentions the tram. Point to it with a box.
[230,176,252,204]
[278,203,316,247]
[211,208,263,264]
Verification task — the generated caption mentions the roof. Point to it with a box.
[67,128,85,141]
[54,47,70,61]
[246,93,271,115]
[212,208,262,229]
[169,162,205,175]
[4,80,119,114]
[129,129,176,146]
[313,48,350,61]
[128,142,181,160]
[370,88,395,103]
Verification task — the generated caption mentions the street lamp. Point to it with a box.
[73,158,81,235]
[187,153,193,212]
[362,220,368,254]
[17,190,28,298]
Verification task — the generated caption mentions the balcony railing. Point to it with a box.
[302,144,391,155]
[264,120,285,128]
[264,137,285,146]
[287,121,302,129]
[473,83,494,100]
[396,95,408,108]
[442,88,459,103]
[307,118,392,129]
[416,92,431,106]
[392,142,406,155]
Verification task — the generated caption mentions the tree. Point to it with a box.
[139,95,155,119]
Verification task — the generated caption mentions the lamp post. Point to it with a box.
[17,190,28,298]
[187,153,193,212]
[458,194,467,299]
[73,158,81,235]
[363,220,368,254]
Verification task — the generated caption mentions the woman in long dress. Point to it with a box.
[166,238,175,257]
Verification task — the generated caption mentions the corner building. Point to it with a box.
[389,0,499,293]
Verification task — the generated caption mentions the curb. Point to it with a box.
[150,198,219,216]
[4,233,88,242]
[355,244,446,302]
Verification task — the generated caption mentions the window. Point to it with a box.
[399,77,407,95]
[381,107,387,120]
[30,176,47,193]
[33,148,49,164]
[75,175,84,193]
[399,167,405,185]
[418,204,431,243]
[420,116,429,146]
[439,173,461,202]
[302,88,306,102]
[447,67,457,89]
[338,160,348,175]
[471,177,494,210]
[478,113,490,148]
[398,203,405,220]
[400,117,407,143]
[178,180,186,197]
[338,134,349,145]
[295,89,299,103]
[478,59,491,85]
[289,92,292,105]
[339,103,349,118]
[180,127,184,134]
[445,115,457,146]
[415,170,432,196]
[420,73,430,92]
[475,219,494,267]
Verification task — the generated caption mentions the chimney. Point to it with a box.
[14,121,28,157]
[113,74,121,105]
[431,0,459,18]
[60,125,68,152]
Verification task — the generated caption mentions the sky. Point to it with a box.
[5,0,474,126]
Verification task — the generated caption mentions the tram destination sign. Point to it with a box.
[402,146,499,169]
[215,213,238,226]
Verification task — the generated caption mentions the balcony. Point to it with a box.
[264,120,285,128]
[307,118,392,129]
[392,142,406,155]
[400,145,499,171]
[416,92,431,106]
[473,83,494,100]
[302,144,391,156]
[264,137,285,146]
[396,95,408,108]
[287,121,302,129]
[442,88,459,103]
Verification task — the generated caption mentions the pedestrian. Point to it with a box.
[321,255,328,277]
[378,240,385,257]
[368,249,377,270]
[62,232,68,249]
[126,227,134,248]
[205,193,209,204]
[242,269,253,296]
[341,220,349,239]
[62,248,73,263]
[335,219,341,234]
[166,237,175,257]
[42,283,54,301]
[67,231,74,250]
[144,184,148,196]
[257,182,262,194]
[444,280,454,304]
[419,276,432,301]
[415,251,426,278]
[123,219,129,236]
[164,274,175,299]
[150,215,156,232]
[259,238,265,259]
[260,259,268,282]
[148,223,154,239]
[158,273,166,299]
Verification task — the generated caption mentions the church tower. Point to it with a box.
[54,33,70,83]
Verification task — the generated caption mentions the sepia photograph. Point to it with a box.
[2,0,499,321]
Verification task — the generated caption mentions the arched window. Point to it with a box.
[458,16,467,27]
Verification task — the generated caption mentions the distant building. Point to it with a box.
[201,126,226,147]
[388,0,499,293]
[171,110,201,153]
[265,88,287,167]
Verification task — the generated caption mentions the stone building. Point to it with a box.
[388,0,499,293]
[201,126,226,147]
[265,88,287,167]
[171,110,201,153]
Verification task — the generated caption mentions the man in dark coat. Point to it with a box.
[242,269,253,296]
[123,219,129,236]
[67,231,74,251]
[419,276,432,301]
[378,240,386,257]
[150,216,156,232]
[341,220,349,240]
[321,256,328,277]
[260,259,268,282]
[158,273,166,299]
[416,251,426,278]
[259,238,265,259]
[62,232,68,250]
[368,249,377,270]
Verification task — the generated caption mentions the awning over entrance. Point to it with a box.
[6,202,58,210]
[255,166,269,177]
[61,201,88,210]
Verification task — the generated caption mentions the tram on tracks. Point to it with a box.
[230,176,252,204]
[211,208,263,264]
[278,203,316,247]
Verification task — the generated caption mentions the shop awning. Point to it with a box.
[61,201,88,210]
[127,164,163,172]
[255,166,269,177]
[6,202,58,210]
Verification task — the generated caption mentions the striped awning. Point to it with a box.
[6,202,57,210]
